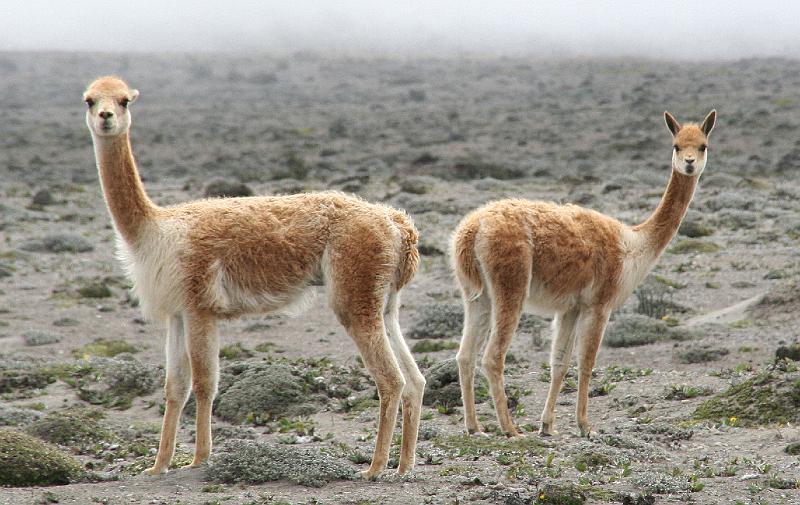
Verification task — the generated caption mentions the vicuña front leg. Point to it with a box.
[539,308,579,437]
[185,311,220,468]
[456,294,491,434]
[146,314,190,475]
[574,308,610,438]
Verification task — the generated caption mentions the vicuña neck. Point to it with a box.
[92,133,156,245]
[633,168,698,256]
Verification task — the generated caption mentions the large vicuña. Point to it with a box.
[451,110,716,438]
[84,76,425,479]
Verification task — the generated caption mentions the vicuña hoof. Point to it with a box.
[359,468,382,481]
[143,466,167,476]
[395,466,413,477]
[539,423,557,437]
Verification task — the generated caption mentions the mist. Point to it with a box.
[2,0,799,59]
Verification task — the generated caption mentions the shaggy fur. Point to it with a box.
[451,110,716,438]
[84,76,424,479]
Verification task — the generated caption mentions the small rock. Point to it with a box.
[52,318,79,327]
[77,282,112,299]
[408,89,426,102]
[399,176,432,195]
[776,343,800,361]
[31,189,55,207]
[203,179,254,198]
[678,219,714,238]
[784,441,800,455]
[423,358,488,408]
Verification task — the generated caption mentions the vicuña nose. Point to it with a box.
[99,110,114,119]
[685,158,695,165]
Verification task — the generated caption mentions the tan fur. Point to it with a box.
[452,110,716,438]
[84,76,424,479]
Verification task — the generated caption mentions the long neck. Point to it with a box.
[632,167,698,256]
[92,133,157,245]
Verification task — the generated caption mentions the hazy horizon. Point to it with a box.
[2,1,799,60]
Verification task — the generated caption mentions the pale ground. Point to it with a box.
[1,52,800,504]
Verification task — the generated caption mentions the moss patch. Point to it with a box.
[71,338,138,358]
[693,367,800,426]
[219,342,254,360]
[53,356,159,409]
[675,345,729,364]
[604,314,691,348]
[214,362,320,424]
[0,367,56,398]
[0,429,84,486]
[785,442,800,455]
[668,239,721,254]
[26,407,117,451]
[408,303,464,339]
[0,404,44,426]
[411,339,460,353]
[206,439,355,487]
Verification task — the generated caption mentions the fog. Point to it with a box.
[2,0,798,59]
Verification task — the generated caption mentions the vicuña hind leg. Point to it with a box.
[574,308,610,438]
[146,314,191,475]
[455,293,491,434]
[184,310,220,468]
[348,316,405,479]
[385,291,425,475]
[481,287,526,437]
[539,308,579,437]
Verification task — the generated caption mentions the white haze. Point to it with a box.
[2,0,798,59]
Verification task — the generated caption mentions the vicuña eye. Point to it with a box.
[699,145,707,152]
[120,98,130,108]
[673,145,680,152]
[85,98,95,108]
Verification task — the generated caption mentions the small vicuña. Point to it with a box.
[451,110,716,438]
[83,76,425,479]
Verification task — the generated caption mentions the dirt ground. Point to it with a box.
[1,52,800,504]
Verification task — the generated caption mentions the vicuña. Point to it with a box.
[451,110,716,438]
[84,76,425,478]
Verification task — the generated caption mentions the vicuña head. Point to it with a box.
[83,76,139,138]
[665,109,716,176]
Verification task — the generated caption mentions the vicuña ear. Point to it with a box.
[129,89,140,103]
[664,111,681,136]
[701,109,716,137]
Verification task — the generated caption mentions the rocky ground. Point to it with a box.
[1,52,800,504]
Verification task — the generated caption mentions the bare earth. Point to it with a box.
[1,52,800,504]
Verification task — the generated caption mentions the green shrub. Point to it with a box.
[0,429,84,486]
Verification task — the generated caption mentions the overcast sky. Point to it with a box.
[2,1,798,59]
